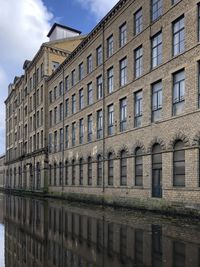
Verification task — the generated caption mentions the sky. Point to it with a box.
[0,0,118,155]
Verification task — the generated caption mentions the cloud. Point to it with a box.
[75,0,119,21]
[0,0,54,154]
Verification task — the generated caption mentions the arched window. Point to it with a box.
[108,153,114,186]
[79,158,83,185]
[36,162,41,189]
[54,162,57,186]
[97,155,103,186]
[18,166,21,188]
[59,162,63,186]
[135,148,143,186]
[120,150,127,186]
[10,169,12,188]
[173,140,185,187]
[88,157,92,186]
[65,161,68,185]
[72,159,76,185]
[152,144,162,198]
[14,168,16,188]
[49,164,52,186]
[24,165,27,189]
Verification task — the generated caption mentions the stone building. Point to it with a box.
[5,24,85,191]
[5,0,200,211]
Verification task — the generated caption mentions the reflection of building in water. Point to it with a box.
[4,195,200,267]
[0,155,5,188]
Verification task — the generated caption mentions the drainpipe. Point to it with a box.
[62,67,65,194]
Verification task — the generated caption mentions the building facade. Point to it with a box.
[5,0,200,210]
[0,155,5,188]
[5,24,85,191]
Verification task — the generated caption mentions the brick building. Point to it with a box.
[5,0,200,211]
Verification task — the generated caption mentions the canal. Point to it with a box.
[0,193,200,266]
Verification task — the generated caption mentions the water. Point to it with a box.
[0,194,200,267]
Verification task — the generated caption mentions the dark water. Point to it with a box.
[1,194,200,267]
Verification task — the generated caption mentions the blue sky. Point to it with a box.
[0,0,118,155]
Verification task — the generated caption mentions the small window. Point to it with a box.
[120,98,127,132]
[119,23,127,47]
[134,90,143,127]
[120,57,127,87]
[120,150,127,186]
[151,0,162,21]
[134,46,143,78]
[173,69,185,116]
[134,8,143,35]
[172,16,185,56]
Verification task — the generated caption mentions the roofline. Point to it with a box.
[47,23,82,37]
[47,0,127,82]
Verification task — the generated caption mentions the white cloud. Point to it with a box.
[76,0,119,21]
[0,0,54,154]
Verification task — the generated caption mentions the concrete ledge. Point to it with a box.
[1,188,200,218]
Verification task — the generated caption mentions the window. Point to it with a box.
[87,54,92,74]
[173,140,185,186]
[72,122,76,147]
[135,148,143,186]
[120,98,127,132]
[134,8,143,35]
[71,69,76,87]
[79,118,84,144]
[59,81,63,96]
[79,88,84,110]
[54,107,57,125]
[65,98,69,117]
[107,35,114,57]
[173,16,185,56]
[96,45,103,66]
[152,81,162,122]
[52,61,59,72]
[49,91,53,104]
[108,153,114,186]
[87,83,93,105]
[97,110,103,139]
[173,69,185,115]
[79,62,84,81]
[79,158,83,185]
[107,67,114,93]
[120,150,127,186]
[87,114,93,142]
[135,91,143,127]
[54,131,57,153]
[59,128,63,151]
[59,103,63,121]
[65,161,69,185]
[65,125,69,148]
[120,57,127,86]
[97,155,103,186]
[72,159,76,185]
[97,75,103,100]
[151,0,162,21]
[108,104,114,136]
[119,23,127,47]
[135,46,143,78]
[88,157,92,185]
[72,94,76,114]
[59,162,63,186]
[65,76,69,91]
[152,32,162,68]
[54,86,57,101]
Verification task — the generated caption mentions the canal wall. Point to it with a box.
[2,188,200,218]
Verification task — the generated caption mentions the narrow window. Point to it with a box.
[107,67,114,93]
[120,150,127,186]
[173,16,185,56]
[119,23,127,47]
[120,57,127,87]
[152,32,162,68]
[79,158,83,185]
[79,88,84,110]
[152,81,162,122]
[173,69,185,116]
[152,0,162,21]
[135,148,143,186]
[96,45,103,66]
[120,98,127,132]
[97,75,103,100]
[97,155,103,186]
[134,90,143,127]
[72,122,76,147]
[97,110,103,139]
[87,114,93,142]
[107,35,114,57]
[108,104,114,136]
[134,8,143,35]
[88,157,92,185]
[108,153,114,186]
[173,140,185,187]
[87,83,93,105]
[79,118,84,144]
[135,46,143,78]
